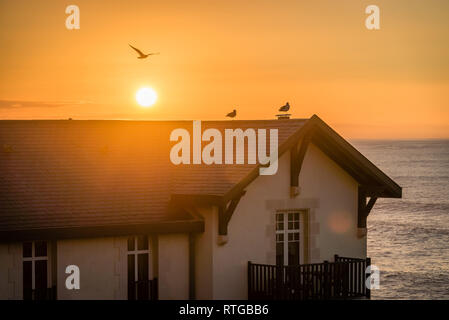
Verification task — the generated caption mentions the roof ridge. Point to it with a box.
[0,118,309,122]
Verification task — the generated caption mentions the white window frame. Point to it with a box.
[275,210,306,266]
[22,241,52,291]
[127,236,152,282]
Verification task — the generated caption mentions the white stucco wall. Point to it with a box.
[2,234,190,300]
[194,206,215,299]
[195,143,364,299]
[158,233,189,299]
[299,144,364,261]
[57,237,127,300]
[0,243,22,300]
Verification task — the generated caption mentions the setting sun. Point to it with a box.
[136,87,157,107]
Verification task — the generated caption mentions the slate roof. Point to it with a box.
[0,119,306,235]
[0,116,401,240]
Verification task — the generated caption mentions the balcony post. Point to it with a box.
[323,260,329,299]
[365,257,371,299]
[247,261,252,300]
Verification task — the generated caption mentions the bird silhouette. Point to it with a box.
[226,109,237,118]
[279,102,290,112]
[129,44,160,59]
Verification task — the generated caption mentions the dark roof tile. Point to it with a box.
[0,119,306,232]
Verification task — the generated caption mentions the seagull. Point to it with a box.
[226,109,237,118]
[129,44,160,59]
[279,102,290,112]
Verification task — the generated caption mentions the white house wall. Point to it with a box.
[299,144,364,261]
[0,243,22,299]
[194,206,216,299]
[57,237,127,300]
[157,233,189,299]
[198,142,364,299]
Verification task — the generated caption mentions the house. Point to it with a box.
[0,115,401,300]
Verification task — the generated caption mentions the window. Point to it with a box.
[127,236,151,300]
[275,211,307,266]
[23,241,53,300]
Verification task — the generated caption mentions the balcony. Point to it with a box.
[248,255,371,300]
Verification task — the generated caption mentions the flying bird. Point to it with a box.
[129,44,160,59]
[226,109,237,118]
[279,102,290,112]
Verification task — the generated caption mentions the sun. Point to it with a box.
[136,87,157,107]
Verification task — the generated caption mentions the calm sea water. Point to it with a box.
[351,140,449,300]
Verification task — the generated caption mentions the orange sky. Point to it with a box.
[0,0,448,138]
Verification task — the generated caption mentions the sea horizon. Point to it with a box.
[352,139,449,299]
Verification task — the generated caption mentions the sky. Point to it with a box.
[0,0,448,139]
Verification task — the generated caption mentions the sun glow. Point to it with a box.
[136,87,157,107]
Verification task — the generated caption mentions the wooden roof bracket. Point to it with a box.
[217,190,247,244]
[290,131,312,198]
[357,186,379,238]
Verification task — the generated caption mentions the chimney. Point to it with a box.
[276,113,291,120]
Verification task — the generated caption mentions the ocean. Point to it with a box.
[351,140,449,300]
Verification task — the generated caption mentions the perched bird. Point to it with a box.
[129,44,160,59]
[279,102,290,112]
[226,109,237,118]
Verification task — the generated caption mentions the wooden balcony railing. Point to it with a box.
[248,255,371,300]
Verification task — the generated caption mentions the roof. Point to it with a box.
[0,116,401,240]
